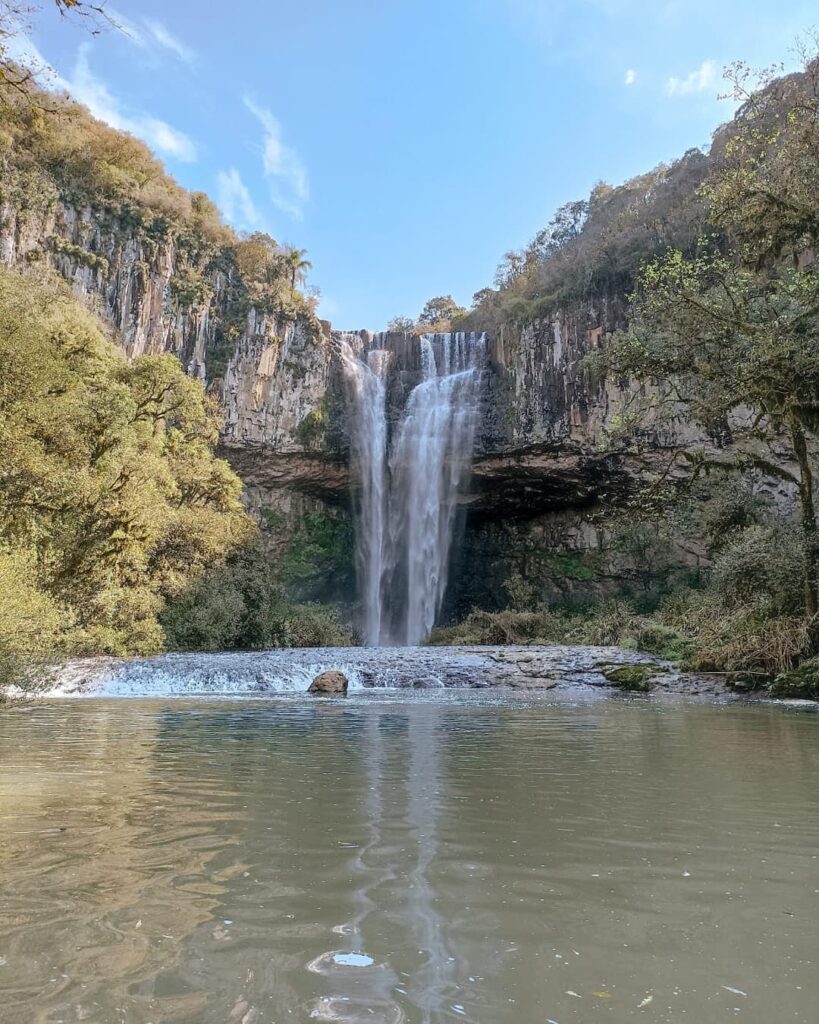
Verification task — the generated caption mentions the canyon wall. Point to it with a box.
[0,194,795,614]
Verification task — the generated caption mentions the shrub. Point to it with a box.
[770,658,819,700]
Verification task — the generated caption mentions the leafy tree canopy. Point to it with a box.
[0,266,252,658]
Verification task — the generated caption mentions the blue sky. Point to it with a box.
[12,0,818,328]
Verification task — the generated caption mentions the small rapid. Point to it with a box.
[37,645,686,698]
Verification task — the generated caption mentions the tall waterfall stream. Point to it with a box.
[340,331,486,645]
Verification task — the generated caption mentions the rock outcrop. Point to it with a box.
[308,670,349,695]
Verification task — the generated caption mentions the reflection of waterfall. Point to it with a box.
[311,708,453,1024]
[405,712,456,1022]
[341,332,485,646]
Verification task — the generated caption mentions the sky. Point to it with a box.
[10,0,818,328]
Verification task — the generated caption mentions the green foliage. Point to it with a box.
[0,266,251,660]
[504,570,536,611]
[275,603,356,648]
[710,523,805,616]
[466,150,709,331]
[294,405,327,450]
[601,664,653,691]
[170,266,212,308]
[0,80,318,372]
[282,510,354,603]
[416,295,468,332]
[429,608,571,647]
[770,657,819,700]
[386,315,416,332]
[50,236,108,273]
[260,506,286,530]
[159,539,356,652]
[548,553,596,581]
[706,51,819,264]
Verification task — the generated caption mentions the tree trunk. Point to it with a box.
[790,418,819,618]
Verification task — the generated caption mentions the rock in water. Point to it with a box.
[308,671,348,696]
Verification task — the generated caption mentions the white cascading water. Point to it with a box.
[340,331,485,646]
[338,337,390,645]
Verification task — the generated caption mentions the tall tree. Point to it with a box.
[283,247,312,292]
[386,315,416,332]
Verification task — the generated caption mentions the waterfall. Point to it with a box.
[340,331,485,646]
[338,337,390,646]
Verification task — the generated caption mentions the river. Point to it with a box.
[0,689,817,1023]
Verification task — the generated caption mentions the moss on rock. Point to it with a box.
[601,663,655,691]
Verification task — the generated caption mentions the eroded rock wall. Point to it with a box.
[0,198,334,458]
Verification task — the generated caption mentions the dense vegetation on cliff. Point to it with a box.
[0,27,353,682]
[0,267,352,683]
[0,70,320,363]
[434,49,819,691]
[0,267,244,666]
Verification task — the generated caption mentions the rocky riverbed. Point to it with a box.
[36,645,746,699]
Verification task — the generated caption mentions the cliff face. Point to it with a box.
[0,192,736,525]
[2,190,792,612]
[0,196,333,456]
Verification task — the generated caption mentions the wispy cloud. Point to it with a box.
[665,59,718,97]
[106,9,196,65]
[63,45,197,161]
[105,7,146,47]
[143,20,197,65]
[217,168,262,230]
[244,97,309,219]
[624,68,637,85]
[3,32,58,78]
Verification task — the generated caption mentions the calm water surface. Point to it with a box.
[0,693,817,1023]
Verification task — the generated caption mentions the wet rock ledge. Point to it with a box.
[38,645,748,699]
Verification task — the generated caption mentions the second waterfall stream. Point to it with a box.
[339,331,486,645]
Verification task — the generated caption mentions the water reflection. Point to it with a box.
[0,697,817,1023]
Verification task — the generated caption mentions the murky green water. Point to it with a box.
[1,694,817,1023]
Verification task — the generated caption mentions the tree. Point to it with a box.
[707,46,819,265]
[386,315,415,332]
[608,247,819,615]
[0,267,252,657]
[416,295,467,332]
[283,247,312,292]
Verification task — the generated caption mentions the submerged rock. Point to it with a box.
[308,671,348,696]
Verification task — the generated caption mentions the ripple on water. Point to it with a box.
[0,699,817,1023]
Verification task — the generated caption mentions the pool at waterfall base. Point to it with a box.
[1,656,817,1024]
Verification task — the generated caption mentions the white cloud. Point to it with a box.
[105,7,146,47]
[244,97,309,219]
[107,10,196,65]
[64,45,197,161]
[665,59,718,97]
[3,33,58,79]
[624,68,637,85]
[4,29,197,162]
[217,168,262,230]
[143,20,197,65]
